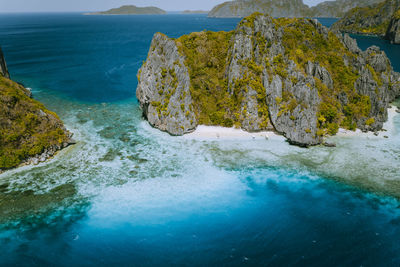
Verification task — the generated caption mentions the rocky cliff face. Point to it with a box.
[332,0,400,44]
[137,13,400,146]
[0,48,73,171]
[0,47,9,79]
[136,33,197,135]
[208,0,382,18]
[385,10,400,43]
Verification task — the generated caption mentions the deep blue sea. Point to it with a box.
[1,14,400,266]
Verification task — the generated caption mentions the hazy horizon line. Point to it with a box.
[0,10,210,14]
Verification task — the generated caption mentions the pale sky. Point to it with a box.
[0,0,325,13]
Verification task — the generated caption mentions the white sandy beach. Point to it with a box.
[183,106,399,141]
[335,106,398,138]
[183,125,284,141]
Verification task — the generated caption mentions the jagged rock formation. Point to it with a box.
[86,5,166,15]
[136,33,197,135]
[385,9,400,43]
[0,48,73,171]
[208,0,383,18]
[136,13,400,146]
[0,47,9,79]
[332,0,400,44]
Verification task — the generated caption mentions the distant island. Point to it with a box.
[136,13,400,147]
[181,10,209,14]
[332,0,400,44]
[309,0,383,18]
[208,0,382,18]
[85,5,166,15]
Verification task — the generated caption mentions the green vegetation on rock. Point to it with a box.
[137,13,400,146]
[0,76,70,170]
[332,0,400,43]
[276,18,368,133]
[394,8,400,19]
[176,31,237,127]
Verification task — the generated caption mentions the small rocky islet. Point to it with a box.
[332,0,400,44]
[0,48,73,173]
[137,13,400,147]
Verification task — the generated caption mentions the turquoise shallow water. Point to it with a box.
[1,14,400,266]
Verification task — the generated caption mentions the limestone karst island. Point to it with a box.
[137,13,400,146]
[1,0,400,266]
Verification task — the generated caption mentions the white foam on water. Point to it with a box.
[1,92,400,227]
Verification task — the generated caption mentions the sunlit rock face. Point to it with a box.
[136,33,197,135]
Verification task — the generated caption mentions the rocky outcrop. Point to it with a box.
[351,46,394,130]
[208,0,382,18]
[385,15,400,44]
[225,15,274,132]
[0,47,9,79]
[136,33,197,135]
[224,15,322,144]
[332,0,400,44]
[265,69,323,146]
[338,34,400,129]
[342,34,361,54]
[137,13,400,147]
[0,50,73,171]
